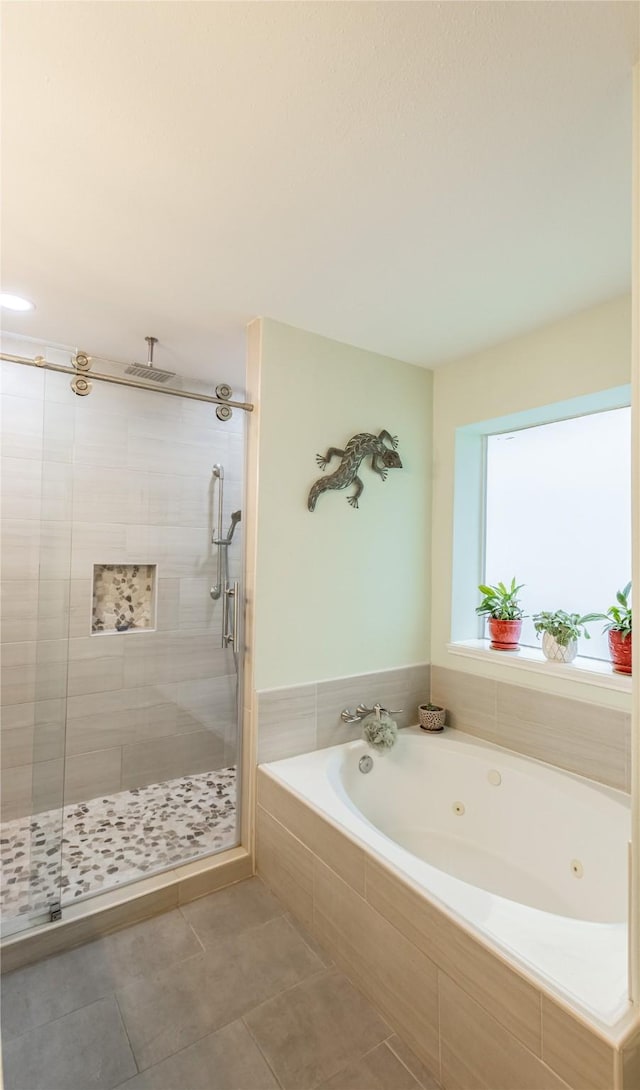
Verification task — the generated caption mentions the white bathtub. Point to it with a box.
[263,727,632,1028]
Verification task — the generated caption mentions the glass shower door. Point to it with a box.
[1,353,71,936]
[1,345,245,932]
[59,362,244,902]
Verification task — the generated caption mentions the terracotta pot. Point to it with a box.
[608,630,632,675]
[488,618,522,651]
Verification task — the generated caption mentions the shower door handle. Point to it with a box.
[223,580,239,649]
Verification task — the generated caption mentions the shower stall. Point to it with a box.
[0,337,249,937]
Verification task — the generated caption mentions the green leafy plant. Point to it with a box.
[476,579,525,621]
[593,582,632,638]
[532,610,600,647]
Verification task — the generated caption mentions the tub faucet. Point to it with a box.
[340,702,402,724]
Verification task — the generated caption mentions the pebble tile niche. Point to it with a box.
[92,564,156,634]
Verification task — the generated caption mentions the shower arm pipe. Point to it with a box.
[0,352,254,413]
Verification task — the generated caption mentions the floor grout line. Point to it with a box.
[385,1032,440,1090]
[113,991,141,1077]
[241,1014,287,1090]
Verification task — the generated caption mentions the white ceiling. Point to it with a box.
[1,1,638,384]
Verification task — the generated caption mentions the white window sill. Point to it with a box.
[446,640,632,694]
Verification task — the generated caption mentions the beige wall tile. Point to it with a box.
[67,685,169,721]
[1,394,43,460]
[0,361,44,399]
[1,519,41,581]
[69,522,126,579]
[72,409,127,469]
[43,400,75,463]
[541,996,615,1090]
[36,581,71,641]
[171,675,237,736]
[1,764,32,821]
[365,857,541,1054]
[64,748,122,804]
[440,974,570,1090]
[64,703,178,756]
[38,521,73,581]
[1,580,39,643]
[1,758,64,819]
[67,654,124,697]
[41,462,73,521]
[1,457,42,519]
[430,665,497,736]
[313,858,440,1078]
[257,684,317,764]
[497,683,627,790]
[0,655,67,705]
[1,700,65,767]
[1,661,36,706]
[121,632,233,687]
[69,579,92,638]
[177,577,216,631]
[121,729,224,790]
[622,1026,640,1090]
[256,806,314,929]
[155,578,181,631]
[316,666,430,749]
[257,771,366,895]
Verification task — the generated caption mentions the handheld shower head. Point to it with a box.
[227,510,241,543]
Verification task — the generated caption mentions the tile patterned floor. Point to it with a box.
[0,768,237,927]
[1,877,442,1090]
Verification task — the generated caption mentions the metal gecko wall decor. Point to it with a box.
[307,430,402,511]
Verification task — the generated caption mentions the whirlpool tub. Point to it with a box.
[258,728,632,1031]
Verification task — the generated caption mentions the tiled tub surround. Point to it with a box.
[1,766,236,930]
[255,663,431,764]
[431,664,631,792]
[256,758,640,1090]
[92,564,156,633]
[0,355,244,823]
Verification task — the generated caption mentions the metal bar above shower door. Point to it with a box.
[0,352,254,412]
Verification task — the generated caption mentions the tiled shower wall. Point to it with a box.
[1,353,243,821]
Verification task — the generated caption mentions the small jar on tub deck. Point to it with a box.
[418,703,446,732]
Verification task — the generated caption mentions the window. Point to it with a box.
[484,407,631,660]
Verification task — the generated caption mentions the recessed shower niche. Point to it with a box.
[92,563,157,634]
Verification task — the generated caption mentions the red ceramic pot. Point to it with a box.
[488,618,522,651]
[608,630,632,675]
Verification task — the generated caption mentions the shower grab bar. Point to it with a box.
[210,465,224,599]
[223,580,239,649]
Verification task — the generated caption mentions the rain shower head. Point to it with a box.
[125,336,176,384]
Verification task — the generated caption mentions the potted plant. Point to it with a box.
[593,582,632,675]
[532,610,600,664]
[476,579,525,651]
[418,702,446,732]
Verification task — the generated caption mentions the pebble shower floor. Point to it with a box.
[0,767,237,927]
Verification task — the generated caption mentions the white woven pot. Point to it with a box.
[542,632,577,664]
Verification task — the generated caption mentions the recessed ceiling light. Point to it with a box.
[0,293,35,312]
